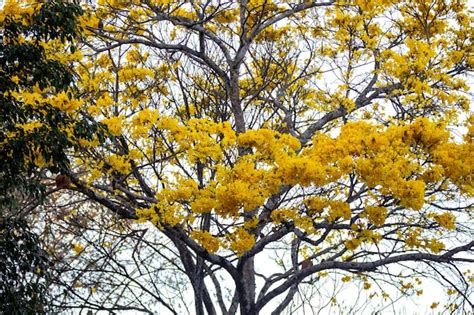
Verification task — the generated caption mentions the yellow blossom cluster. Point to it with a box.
[402,228,448,254]
[432,143,473,194]
[271,208,298,225]
[327,201,351,223]
[0,0,42,25]
[434,212,456,230]
[10,86,84,114]
[72,243,85,254]
[363,206,388,226]
[427,238,445,254]
[345,238,361,251]
[101,116,124,137]
[107,154,131,174]
[213,7,239,24]
[190,230,220,253]
[127,117,471,256]
[345,229,383,251]
[131,108,159,138]
[228,227,256,256]
[15,121,43,133]
[50,91,84,113]
[304,197,329,215]
[187,227,257,256]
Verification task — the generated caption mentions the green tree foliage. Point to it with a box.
[0,2,103,313]
[0,1,102,208]
[0,218,50,314]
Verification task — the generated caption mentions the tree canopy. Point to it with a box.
[1,0,473,314]
[0,1,94,313]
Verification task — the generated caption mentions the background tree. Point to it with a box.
[0,0,97,209]
[3,0,473,314]
[0,1,104,313]
[0,217,50,313]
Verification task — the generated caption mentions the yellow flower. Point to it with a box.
[345,238,361,250]
[341,275,351,282]
[304,197,328,214]
[50,91,83,112]
[16,121,43,133]
[434,212,456,230]
[190,230,220,253]
[393,180,425,210]
[228,228,255,256]
[327,201,351,222]
[101,116,123,136]
[427,239,445,253]
[11,75,20,84]
[363,206,388,226]
[72,243,85,254]
[107,154,131,174]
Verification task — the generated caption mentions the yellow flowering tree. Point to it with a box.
[4,0,473,314]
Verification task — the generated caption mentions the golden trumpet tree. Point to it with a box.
[2,0,474,314]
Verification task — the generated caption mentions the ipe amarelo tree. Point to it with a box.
[2,0,474,314]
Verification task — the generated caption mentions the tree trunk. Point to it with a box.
[239,258,257,315]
